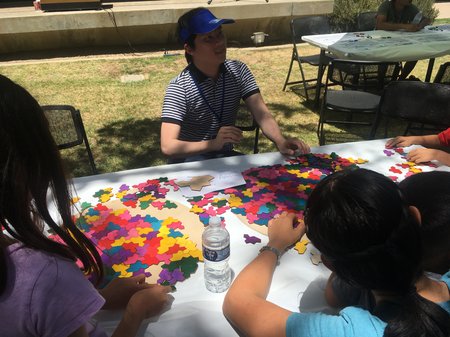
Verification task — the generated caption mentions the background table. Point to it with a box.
[74,139,449,337]
[302,25,450,105]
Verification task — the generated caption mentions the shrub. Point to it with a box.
[330,0,439,32]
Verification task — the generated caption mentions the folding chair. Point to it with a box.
[238,119,260,154]
[42,105,98,175]
[235,104,260,154]
[356,11,377,31]
[370,81,450,139]
[317,59,401,145]
[282,16,334,101]
[434,61,450,85]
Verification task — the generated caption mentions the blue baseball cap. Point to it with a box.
[179,8,235,43]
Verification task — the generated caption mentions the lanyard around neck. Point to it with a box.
[192,73,226,124]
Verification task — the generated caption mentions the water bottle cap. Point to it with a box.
[209,216,221,226]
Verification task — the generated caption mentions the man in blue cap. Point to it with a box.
[161,7,310,163]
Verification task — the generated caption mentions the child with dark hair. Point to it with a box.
[399,171,450,274]
[323,170,450,311]
[223,168,450,337]
[0,75,172,337]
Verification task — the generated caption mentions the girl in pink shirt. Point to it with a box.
[0,75,172,337]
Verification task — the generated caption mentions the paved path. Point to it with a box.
[436,2,450,19]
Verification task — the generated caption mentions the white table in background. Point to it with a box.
[302,25,450,106]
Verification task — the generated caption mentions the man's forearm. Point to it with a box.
[376,21,415,31]
[161,139,214,158]
[258,114,285,146]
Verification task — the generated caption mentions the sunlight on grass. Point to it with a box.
[1,44,449,177]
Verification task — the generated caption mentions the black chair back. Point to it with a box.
[356,11,377,31]
[42,105,98,175]
[327,60,401,94]
[235,104,260,154]
[370,81,450,138]
[291,16,332,44]
[434,61,450,85]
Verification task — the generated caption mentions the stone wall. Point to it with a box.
[0,0,334,54]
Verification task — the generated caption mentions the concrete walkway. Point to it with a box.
[0,0,448,56]
[436,2,450,19]
[0,0,333,54]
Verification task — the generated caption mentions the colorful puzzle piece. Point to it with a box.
[383,147,438,181]
[243,234,262,244]
[51,178,203,287]
[176,175,214,191]
[187,153,368,239]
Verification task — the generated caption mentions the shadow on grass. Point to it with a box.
[61,117,165,177]
[62,103,402,178]
[95,118,166,171]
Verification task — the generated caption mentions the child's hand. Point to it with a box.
[125,284,173,321]
[99,274,151,310]
[385,136,415,148]
[267,212,306,251]
[407,148,441,163]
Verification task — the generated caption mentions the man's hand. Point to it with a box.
[405,23,422,32]
[276,138,310,156]
[210,126,243,151]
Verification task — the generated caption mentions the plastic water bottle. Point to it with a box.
[202,216,231,293]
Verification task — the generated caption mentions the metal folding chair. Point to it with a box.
[318,59,401,145]
[434,61,450,85]
[370,81,450,139]
[235,104,260,154]
[42,105,98,175]
[356,11,377,31]
[282,16,334,101]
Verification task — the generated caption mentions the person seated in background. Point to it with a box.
[385,127,450,166]
[160,7,309,164]
[0,74,172,337]
[324,171,450,311]
[376,0,430,80]
[223,168,450,337]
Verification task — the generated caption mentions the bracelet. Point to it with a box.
[259,245,281,265]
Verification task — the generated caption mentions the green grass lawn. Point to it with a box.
[1,44,449,177]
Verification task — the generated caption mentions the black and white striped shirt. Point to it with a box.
[161,60,260,142]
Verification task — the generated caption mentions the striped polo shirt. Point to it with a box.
[161,59,260,142]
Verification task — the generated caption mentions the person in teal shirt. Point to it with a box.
[223,168,450,337]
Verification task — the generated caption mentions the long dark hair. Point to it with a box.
[399,171,450,274]
[305,168,450,337]
[0,75,103,293]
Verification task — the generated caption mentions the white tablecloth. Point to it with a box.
[74,139,449,337]
[302,25,450,62]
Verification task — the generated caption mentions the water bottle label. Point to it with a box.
[203,245,230,262]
